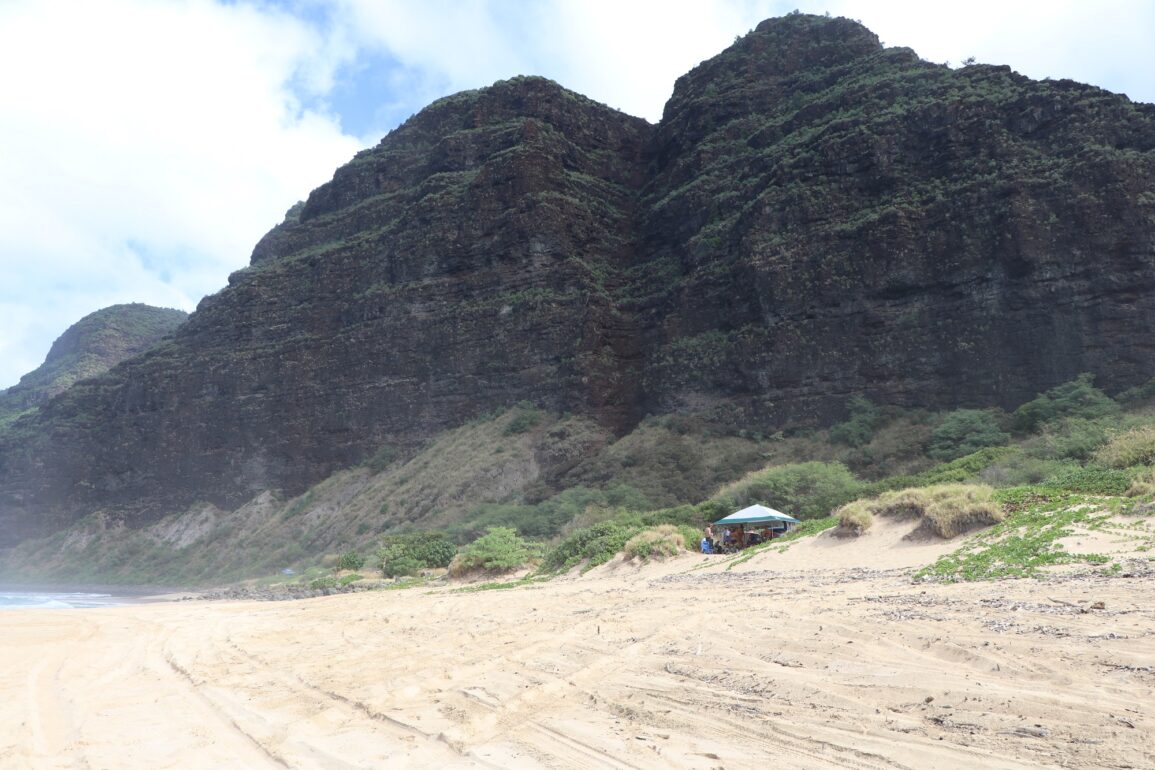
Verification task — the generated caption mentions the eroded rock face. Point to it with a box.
[632,14,1155,426]
[2,14,1154,545]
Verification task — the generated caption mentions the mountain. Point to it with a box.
[0,303,187,423]
[1,13,1154,551]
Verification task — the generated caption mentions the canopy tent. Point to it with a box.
[714,504,800,526]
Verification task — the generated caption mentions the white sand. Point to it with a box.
[2,517,1152,769]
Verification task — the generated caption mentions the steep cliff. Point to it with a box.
[633,14,1155,424]
[1,14,1154,548]
[0,77,651,544]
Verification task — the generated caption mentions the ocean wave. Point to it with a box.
[0,592,120,610]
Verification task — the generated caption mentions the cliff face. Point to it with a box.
[2,14,1155,547]
[0,77,652,543]
[634,15,1155,424]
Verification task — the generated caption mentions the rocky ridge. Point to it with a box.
[0,303,186,422]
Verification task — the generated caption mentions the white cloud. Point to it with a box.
[0,0,359,387]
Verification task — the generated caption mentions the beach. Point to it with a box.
[1,518,1152,769]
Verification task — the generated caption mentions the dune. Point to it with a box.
[1,519,1152,769]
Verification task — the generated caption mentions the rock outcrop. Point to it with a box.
[1,14,1154,547]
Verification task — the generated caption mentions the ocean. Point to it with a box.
[0,590,127,610]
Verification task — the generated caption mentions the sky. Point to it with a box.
[1,0,1153,389]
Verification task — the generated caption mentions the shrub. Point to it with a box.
[829,397,884,447]
[1126,469,1155,498]
[876,446,1014,491]
[377,532,457,577]
[865,488,932,519]
[916,484,1004,538]
[717,461,863,519]
[1011,374,1119,433]
[624,525,686,560]
[453,527,531,573]
[1116,376,1155,404]
[455,485,653,541]
[845,484,1002,538]
[1093,426,1155,469]
[336,550,366,571]
[364,444,398,473]
[928,410,1009,461]
[539,520,645,573]
[1043,466,1134,495]
[1027,417,1114,462]
[979,454,1076,487]
[503,403,543,435]
[835,501,873,534]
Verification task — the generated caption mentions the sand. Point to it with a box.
[1,517,1152,770]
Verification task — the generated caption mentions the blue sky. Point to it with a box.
[2,0,1154,388]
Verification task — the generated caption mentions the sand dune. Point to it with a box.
[1,518,1152,769]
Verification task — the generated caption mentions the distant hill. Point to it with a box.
[1,13,1154,552]
[0,303,186,424]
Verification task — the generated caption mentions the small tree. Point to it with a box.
[377,532,456,577]
[829,397,884,447]
[335,550,366,571]
[717,461,863,519]
[928,410,1009,461]
[1012,374,1119,433]
[454,527,531,573]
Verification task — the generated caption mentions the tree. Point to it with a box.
[929,410,1009,461]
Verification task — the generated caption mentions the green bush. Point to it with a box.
[503,403,543,435]
[364,444,398,473]
[1043,466,1134,495]
[455,485,652,541]
[1027,417,1114,461]
[928,409,1009,461]
[336,550,366,571]
[377,532,457,577]
[1116,376,1155,404]
[454,527,532,573]
[978,454,1077,487]
[829,397,884,447]
[1011,374,1119,433]
[1093,426,1155,469]
[717,461,863,519]
[539,520,645,573]
[877,446,1014,491]
[623,525,686,560]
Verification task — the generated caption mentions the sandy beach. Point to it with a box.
[2,518,1152,770]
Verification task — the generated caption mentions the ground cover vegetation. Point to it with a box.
[2,374,1154,586]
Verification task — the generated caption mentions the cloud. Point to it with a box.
[819,0,1155,103]
[0,0,359,387]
